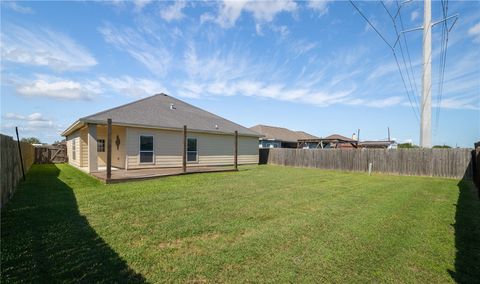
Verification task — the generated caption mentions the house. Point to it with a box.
[249,124,318,148]
[298,134,358,149]
[299,133,398,149]
[61,94,261,174]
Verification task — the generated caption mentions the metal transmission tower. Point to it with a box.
[399,0,457,148]
[418,0,457,147]
[420,0,432,148]
[350,0,458,148]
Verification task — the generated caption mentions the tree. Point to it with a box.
[398,143,419,149]
[21,137,41,144]
[433,145,452,148]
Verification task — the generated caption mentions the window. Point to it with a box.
[139,135,154,163]
[72,138,76,160]
[187,138,198,162]
[261,140,280,148]
[97,139,105,152]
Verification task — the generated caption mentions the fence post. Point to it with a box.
[15,127,25,181]
[183,125,187,173]
[106,118,112,181]
[234,131,238,171]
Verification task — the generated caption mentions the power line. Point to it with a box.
[383,0,421,112]
[396,0,420,103]
[435,0,446,132]
[349,0,420,121]
[435,0,451,132]
[349,0,393,50]
[393,52,420,121]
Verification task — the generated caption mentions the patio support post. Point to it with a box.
[107,118,112,181]
[182,125,187,173]
[234,130,238,171]
[87,123,98,173]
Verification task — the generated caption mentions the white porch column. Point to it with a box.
[87,123,98,173]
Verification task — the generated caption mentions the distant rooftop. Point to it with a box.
[249,124,318,143]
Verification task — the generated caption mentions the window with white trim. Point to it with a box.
[72,139,76,160]
[97,139,105,152]
[139,135,154,163]
[187,138,198,162]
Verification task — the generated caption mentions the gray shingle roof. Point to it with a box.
[249,124,318,143]
[64,94,260,136]
[323,134,355,142]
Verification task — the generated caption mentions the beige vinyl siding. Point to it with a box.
[66,131,80,167]
[126,127,258,169]
[80,128,88,167]
[96,125,126,169]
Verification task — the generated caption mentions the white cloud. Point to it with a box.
[4,1,34,14]
[160,1,187,21]
[211,1,247,28]
[289,39,317,57]
[99,76,167,97]
[307,0,329,16]
[411,11,419,21]
[177,43,359,107]
[134,0,152,11]
[5,73,167,100]
[468,22,480,43]
[271,25,289,38]
[4,112,49,121]
[99,23,171,75]
[2,112,57,130]
[366,96,404,108]
[1,24,97,71]
[367,62,399,81]
[245,1,297,22]
[437,96,480,110]
[206,0,297,28]
[14,75,100,100]
[255,23,264,35]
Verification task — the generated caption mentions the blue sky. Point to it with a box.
[1,0,479,146]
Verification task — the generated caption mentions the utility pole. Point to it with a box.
[350,0,457,148]
[420,0,432,148]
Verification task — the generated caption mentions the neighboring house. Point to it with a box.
[299,134,397,149]
[249,124,318,148]
[298,134,358,149]
[61,94,260,173]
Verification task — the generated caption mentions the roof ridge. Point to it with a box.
[255,124,291,130]
[80,93,166,121]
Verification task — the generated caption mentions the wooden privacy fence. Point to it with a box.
[34,144,67,164]
[473,142,480,196]
[1,134,35,208]
[260,148,473,179]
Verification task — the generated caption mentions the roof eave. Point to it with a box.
[61,120,85,137]
[78,119,262,137]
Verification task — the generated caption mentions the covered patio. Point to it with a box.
[84,120,240,183]
[90,166,236,184]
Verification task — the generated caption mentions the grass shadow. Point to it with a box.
[448,176,480,283]
[1,164,146,283]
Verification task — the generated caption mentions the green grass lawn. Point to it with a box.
[1,164,479,283]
